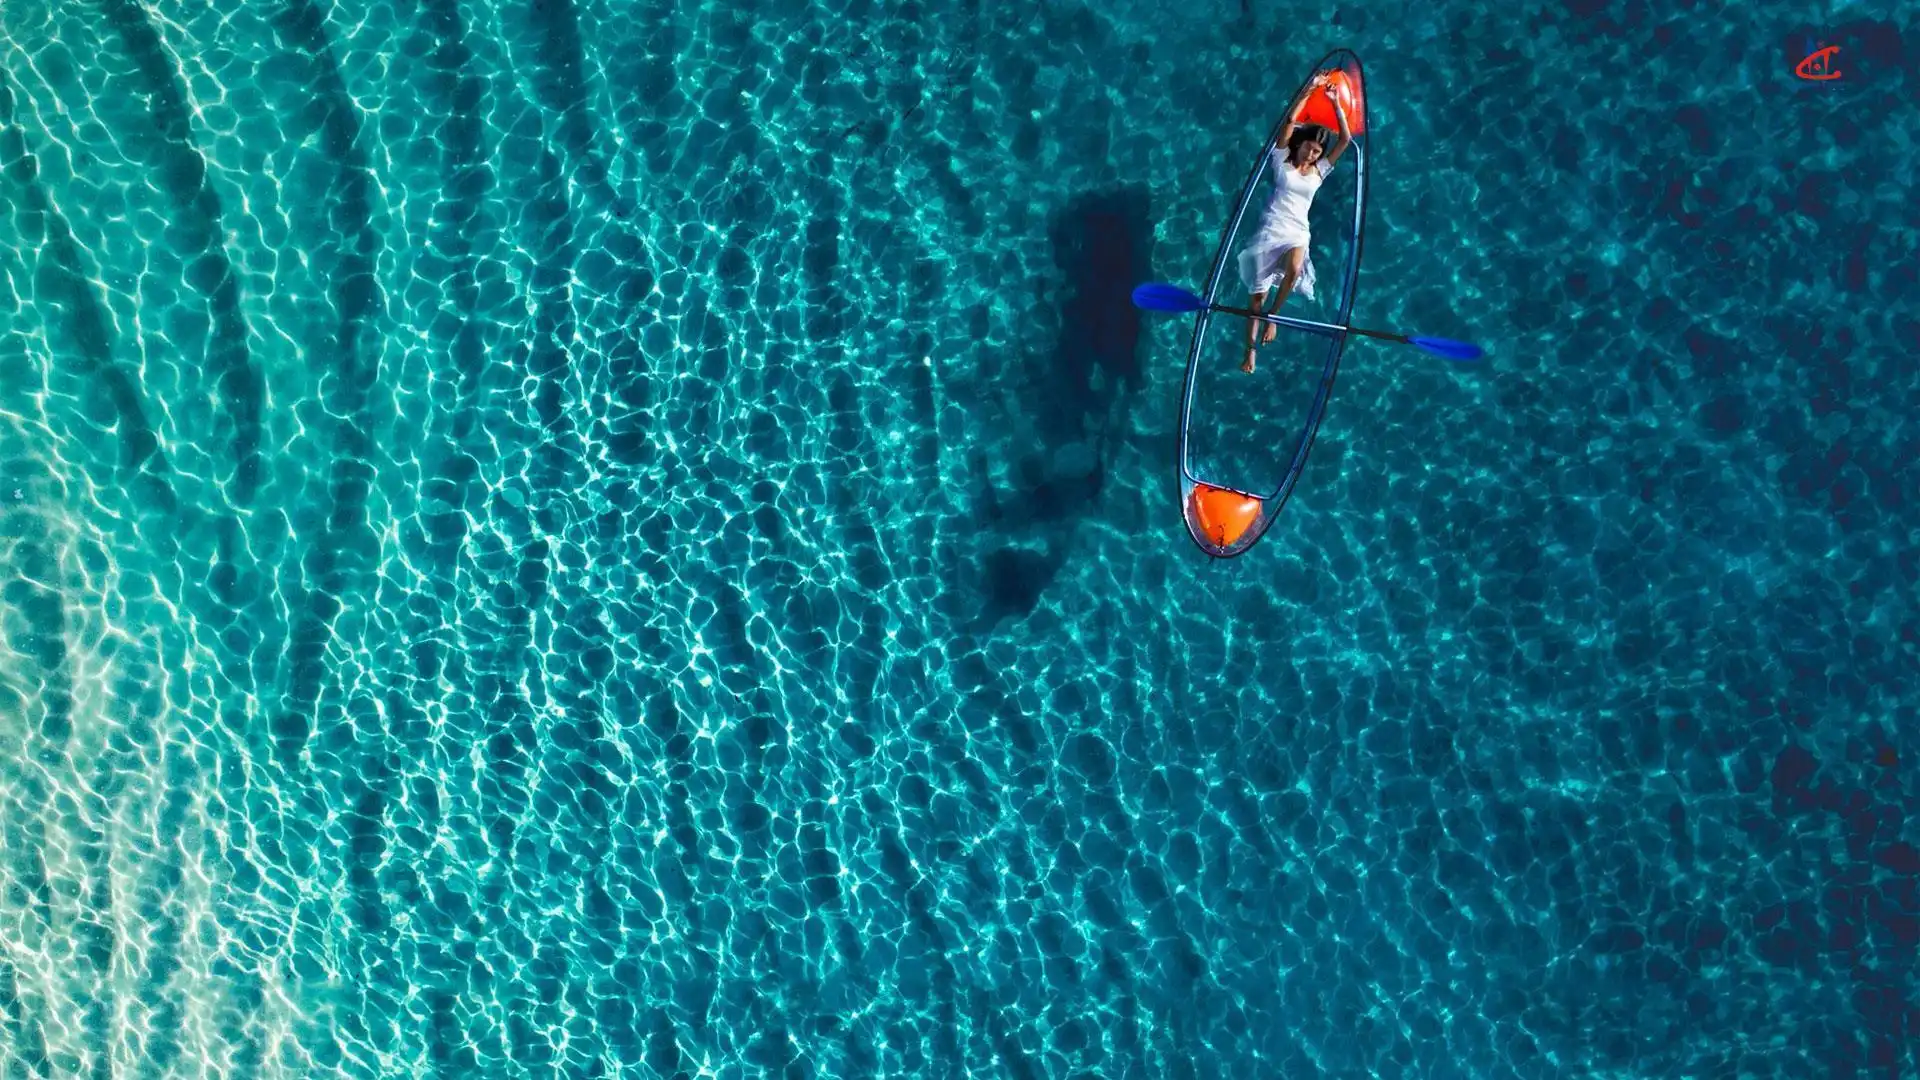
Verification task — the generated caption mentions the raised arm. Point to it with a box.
[1277,72,1331,151]
[1322,88,1353,169]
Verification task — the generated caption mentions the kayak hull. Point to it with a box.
[1175,49,1370,559]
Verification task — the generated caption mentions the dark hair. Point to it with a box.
[1287,124,1331,161]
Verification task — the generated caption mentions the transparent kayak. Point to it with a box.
[1177,49,1370,558]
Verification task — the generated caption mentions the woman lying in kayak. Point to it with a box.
[1238,72,1351,373]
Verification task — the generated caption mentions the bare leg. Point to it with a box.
[1242,289,1268,373]
[1266,246,1309,317]
[1245,249,1309,374]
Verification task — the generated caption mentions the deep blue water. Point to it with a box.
[0,0,1915,1076]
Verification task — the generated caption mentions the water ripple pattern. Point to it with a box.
[0,0,1915,1077]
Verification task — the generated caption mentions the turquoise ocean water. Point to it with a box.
[1,0,1916,1076]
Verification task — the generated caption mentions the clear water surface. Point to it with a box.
[0,0,1915,1076]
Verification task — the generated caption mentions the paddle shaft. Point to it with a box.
[1209,303,1409,345]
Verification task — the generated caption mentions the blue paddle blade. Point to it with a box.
[1410,336,1484,361]
[1131,282,1206,313]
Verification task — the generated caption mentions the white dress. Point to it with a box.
[1237,149,1332,300]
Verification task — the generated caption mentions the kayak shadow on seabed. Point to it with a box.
[950,186,1154,630]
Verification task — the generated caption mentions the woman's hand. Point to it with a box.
[1291,73,1328,118]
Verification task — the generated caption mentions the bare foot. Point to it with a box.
[1241,349,1256,374]
[1261,319,1278,344]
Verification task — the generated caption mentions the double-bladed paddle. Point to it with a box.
[1131,282,1485,362]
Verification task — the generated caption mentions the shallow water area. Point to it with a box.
[0,0,1916,1077]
